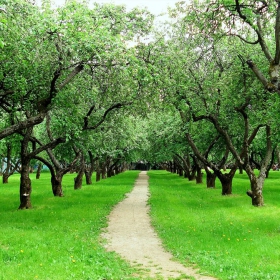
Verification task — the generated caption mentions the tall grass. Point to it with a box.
[0,171,141,280]
[148,170,280,280]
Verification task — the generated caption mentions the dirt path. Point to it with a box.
[102,171,218,280]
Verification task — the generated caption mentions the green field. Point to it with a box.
[148,170,280,280]
[1,170,280,279]
[0,171,141,280]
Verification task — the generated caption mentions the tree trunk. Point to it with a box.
[84,151,97,185]
[101,165,106,179]
[2,173,9,184]
[214,166,237,195]
[245,167,265,206]
[19,162,32,209]
[219,175,233,195]
[115,166,120,174]
[178,168,183,177]
[96,171,101,182]
[2,142,20,184]
[74,154,84,189]
[246,178,264,206]
[74,170,84,189]
[196,167,203,184]
[51,174,64,197]
[206,170,216,188]
[85,170,92,185]
[36,162,42,179]
[107,169,112,178]
[18,128,33,209]
[188,170,196,181]
[245,125,272,206]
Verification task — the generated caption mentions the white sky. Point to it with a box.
[50,0,179,16]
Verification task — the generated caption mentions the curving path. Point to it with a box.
[102,171,218,280]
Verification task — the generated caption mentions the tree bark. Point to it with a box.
[85,170,92,184]
[74,170,84,189]
[96,171,101,182]
[51,173,64,196]
[36,162,42,179]
[84,151,96,185]
[34,149,79,197]
[205,167,216,188]
[19,161,32,209]
[96,160,101,182]
[18,128,33,209]
[2,143,12,184]
[246,178,264,207]
[74,154,85,190]
[101,163,107,179]
[219,172,234,195]
[245,126,272,206]
[115,166,119,175]
[102,168,106,179]
[2,173,9,184]
[2,143,20,184]
[195,166,203,184]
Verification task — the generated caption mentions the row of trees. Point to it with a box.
[143,0,280,206]
[0,0,154,208]
[1,0,280,208]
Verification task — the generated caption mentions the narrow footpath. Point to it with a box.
[102,171,218,280]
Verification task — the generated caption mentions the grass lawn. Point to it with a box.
[2,169,280,280]
[148,170,280,280]
[0,171,141,280]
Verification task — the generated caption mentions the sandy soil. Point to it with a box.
[102,171,218,280]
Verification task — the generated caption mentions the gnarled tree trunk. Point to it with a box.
[205,167,216,188]
[214,165,237,195]
[246,180,264,206]
[245,165,265,206]
[245,126,272,206]
[219,174,233,195]
[51,172,64,197]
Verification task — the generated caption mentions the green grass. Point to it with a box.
[148,170,280,280]
[0,171,142,280]
[2,170,280,280]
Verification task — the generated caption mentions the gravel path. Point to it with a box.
[102,171,218,280]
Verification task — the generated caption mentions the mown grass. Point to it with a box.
[0,171,141,280]
[148,170,280,280]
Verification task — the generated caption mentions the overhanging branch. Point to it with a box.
[83,102,132,130]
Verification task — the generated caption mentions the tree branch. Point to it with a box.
[83,102,132,130]
[275,2,280,64]
[28,137,66,159]
[0,113,46,140]
[58,64,84,90]
[246,60,272,90]
[34,155,56,179]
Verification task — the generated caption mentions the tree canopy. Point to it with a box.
[1,0,280,208]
